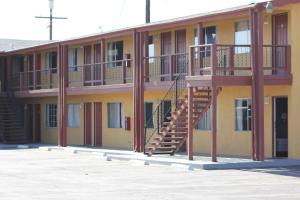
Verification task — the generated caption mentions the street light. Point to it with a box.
[49,0,54,9]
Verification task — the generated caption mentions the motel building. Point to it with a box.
[0,0,300,162]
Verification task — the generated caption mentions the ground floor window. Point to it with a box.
[195,107,212,131]
[46,104,57,128]
[108,103,124,128]
[235,99,252,131]
[144,102,154,128]
[68,104,80,128]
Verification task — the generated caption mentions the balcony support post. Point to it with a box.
[100,39,106,85]
[133,31,145,152]
[58,44,68,147]
[33,52,37,90]
[211,86,218,162]
[250,8,265,161]
[187,86,193,160]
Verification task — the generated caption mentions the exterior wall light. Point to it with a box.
[265,1,273,14]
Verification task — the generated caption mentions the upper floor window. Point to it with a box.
[107,41,123,67]
[235,20,250,53]
[235,98,252,131]
[68,48,80,72]
[194,26,217,45]
[46,104,57,128]
[148,36,155,64]
[45,52,57,73]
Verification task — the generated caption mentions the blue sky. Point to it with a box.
[0,0,266,40]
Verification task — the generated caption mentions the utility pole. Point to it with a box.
[35,0,67,40]
[146,0,150,23]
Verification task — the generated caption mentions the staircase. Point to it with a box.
[144,74,215,156]
[0,96,27,144]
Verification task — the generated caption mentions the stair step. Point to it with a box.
[149,151,174,155]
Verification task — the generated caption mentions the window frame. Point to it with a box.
[235,98,252,132]
[45,104,57,128]
[144,102,154,128]
[107,102,124,128]
[148,36,155,64]
[107,41,124,68]
[234,20,251,54]
[67,104,80,128]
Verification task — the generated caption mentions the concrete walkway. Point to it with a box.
[2,144,300,170]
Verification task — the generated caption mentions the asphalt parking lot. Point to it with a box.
[0,149,300,200]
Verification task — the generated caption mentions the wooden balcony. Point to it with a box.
[186,44,292,87]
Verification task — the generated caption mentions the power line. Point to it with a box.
[116,0,127,26]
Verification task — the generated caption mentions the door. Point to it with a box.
[272,13,288,73]
[273,97,288,158]
[84,103,92,145]
[34,104,41,143]
[84,45,92,86]
[25,104,34,142]
[161,32,172,81]
[94,102,102,146]
[93,44,102,85]
[175,30,187,74]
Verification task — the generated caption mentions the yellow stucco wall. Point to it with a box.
[14,3,300,159]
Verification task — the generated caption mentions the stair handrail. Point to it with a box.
[144,73,187,154]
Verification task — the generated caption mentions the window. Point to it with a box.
[144,102,153,128]
[68,48,80,72]
[235,99,252,131]
[108,103,124,128]
[194,26,216,57]
[45,52,57,73]
[46,104,57,128]
[148,36,155,64]
[235,20,250,53]
[68,104,80,128]
[107,41,123,67]
[195,107,212,131]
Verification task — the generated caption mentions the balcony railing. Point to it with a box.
[144,53,188,82]
[68,58,133,87]
[11,68,58,91]
[189,44,291,77]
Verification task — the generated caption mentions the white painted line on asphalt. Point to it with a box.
[17,145,29,149]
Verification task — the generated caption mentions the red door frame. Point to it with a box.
[175,29,187,74]
[161,32,172,81]
[84,102,92,145]
[83,45,92,86]
[94,102,102,146]
[272,13,288,74]
[34,104,41,143]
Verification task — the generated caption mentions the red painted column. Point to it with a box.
[250,8,265,161]
[133,31,141,152]
[187,86,193,160]
[211,86,218,162]
[58,44,68,147]
[100,39,106,85]
[197,22,204,75]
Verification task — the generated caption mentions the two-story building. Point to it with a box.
[0,0,300,162]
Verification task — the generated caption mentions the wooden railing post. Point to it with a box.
[228,46,234,76]
[189,47,195,76]
[286,45,291,74]
[19,73,22,91]
[211,44,217,76]
[169,55,174,81]
[123,59,126,84]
